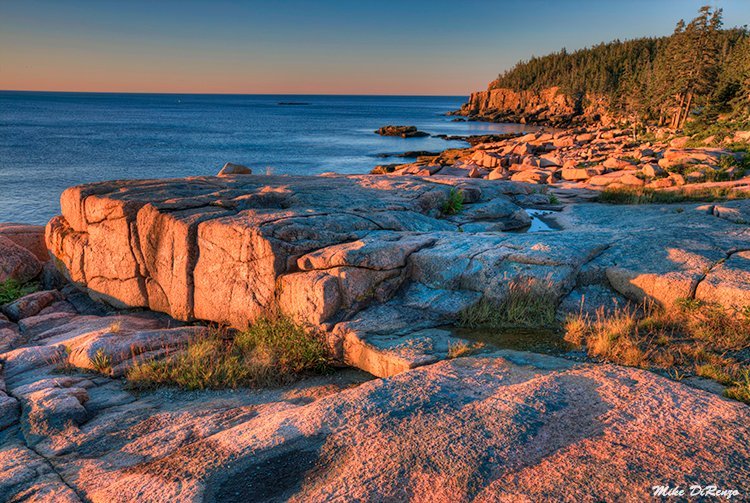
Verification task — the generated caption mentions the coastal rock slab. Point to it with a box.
[2,290,62,322]
[22,353,747,502]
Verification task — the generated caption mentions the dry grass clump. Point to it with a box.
[126,315,330,391]
[564,299,750,404]
[459,278,557,329]
[447,340,485,359]
[598,185,750,204]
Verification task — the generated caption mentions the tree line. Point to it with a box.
[491,6,749,129]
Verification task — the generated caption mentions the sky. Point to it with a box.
[1,0,748,95]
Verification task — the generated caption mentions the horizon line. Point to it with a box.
[0,89,472,98]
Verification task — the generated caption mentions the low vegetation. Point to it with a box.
[0,279,38,304]
[126,315,330,390]
[447,340,485,359]
[441,188,464,215]
[564,300,750,404]
[597,185,750,205]
[459,279,557,329]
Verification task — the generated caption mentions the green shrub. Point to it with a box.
[0,279,37,304]
[441,188,464,215]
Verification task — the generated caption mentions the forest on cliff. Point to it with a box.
[490,6,749,130]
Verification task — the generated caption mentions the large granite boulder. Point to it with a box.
[46,175,531,330]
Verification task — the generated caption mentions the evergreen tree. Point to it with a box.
[488,5,746,129]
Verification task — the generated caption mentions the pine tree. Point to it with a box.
[487,5,747,130]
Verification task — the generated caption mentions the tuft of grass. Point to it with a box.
[126,316,330,391]
[695,363,734,385]
[548,193,560,205]
[108,319,122,334]
[598,185,750,205]
[460,279,557,329]
[90,349,112,375]
[447,340,485,359]
[0,279,38,304]
[564,300,750,404]
[441,188,464,215]
[725,370,750,404]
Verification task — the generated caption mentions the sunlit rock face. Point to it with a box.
[46,174,750,377]
[45,175,532,330]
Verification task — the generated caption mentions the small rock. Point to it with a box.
[641,163,665,178]
[217,163,252,176]
[669,136,690,148]
[467,167,483,178]
[2,290,62,322]
[510,170,549,184]
[0,236,42,284]
[0,224,48,262]
[487,167,506,180]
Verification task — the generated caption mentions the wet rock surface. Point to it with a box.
[374,125,429,138]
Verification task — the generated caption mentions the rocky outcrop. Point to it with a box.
[45,174,750,378]
[45,176,528,328]
[454,86,612,126]
[217,162,252,176]
[2,174,750,499]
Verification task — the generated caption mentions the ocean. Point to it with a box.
[0,92,532,224]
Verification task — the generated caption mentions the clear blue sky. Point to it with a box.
[1,0,748,95]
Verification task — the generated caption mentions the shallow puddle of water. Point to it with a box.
[520,209,561,233]
[451,325,574,355]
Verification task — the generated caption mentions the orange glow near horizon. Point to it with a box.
[3,0,750,96]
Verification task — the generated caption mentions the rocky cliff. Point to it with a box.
[454,85,613,126]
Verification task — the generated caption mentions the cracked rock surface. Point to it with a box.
[47,174,750,376]
[1,174,749,500]
[1,302,748,502]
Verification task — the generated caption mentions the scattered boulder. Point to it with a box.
[0,224,48,262]
[375,125,429,138]
[511,169,550,184]
[641,163,665,178]
[0,236,42,284]
[2,290,62,322]
[217,162,252,176]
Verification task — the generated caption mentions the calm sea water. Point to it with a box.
[0,92,532,224]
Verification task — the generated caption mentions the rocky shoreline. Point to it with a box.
[373,125,750,191]
[2,140,750,498]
